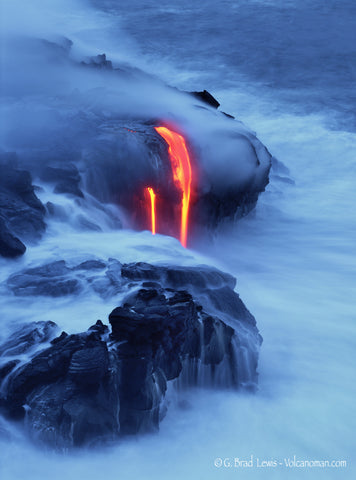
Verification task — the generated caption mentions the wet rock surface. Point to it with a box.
[0,321,58,357]
[7,261,82,297]
[0,261,262,448]
[40,164,84,198]
[6,258,120,298]
[0,153,46,258]
[0,217,26,258]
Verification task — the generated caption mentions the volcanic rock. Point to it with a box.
[40,164,84,198]
[0,262,262,447]
[0,217,26,258]
[7,261,81,297]
[0,321,58,357]
[121,262,236,290]
[191,89,221,109]
[0,153,46,258]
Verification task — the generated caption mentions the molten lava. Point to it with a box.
[145,187,156,235]
[154,126,192,247]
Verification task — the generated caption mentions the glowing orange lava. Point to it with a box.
[145,186,156,235]
[154,126,192,247]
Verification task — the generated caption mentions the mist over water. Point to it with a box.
[93,0,356,130]
[1,0,355,479]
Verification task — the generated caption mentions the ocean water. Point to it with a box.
[0,0,355,479]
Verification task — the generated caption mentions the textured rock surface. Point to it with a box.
[0,217,26,258]
[0,261,262,448]
[0,321,58,357]
[7,261,81,297]
[0,153,46,258]
[40,164,84,198]
[190,89,221,109]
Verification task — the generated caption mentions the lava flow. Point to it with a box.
[154,126,192,247]
[145,186,156,235]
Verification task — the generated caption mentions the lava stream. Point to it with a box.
[154,126,192,247]
[145,187,156,235]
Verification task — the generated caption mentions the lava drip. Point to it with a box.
[145,187,156,235]
[154,126,192,247]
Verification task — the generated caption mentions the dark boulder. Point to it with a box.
[0,261,262,447]
[121,262,236,290]
[109,285,246,433]
[0,321,58,392]
[0,321,58,357]
[0,324,119,445]
[7,260,81,297]
[0,161,44,215]
[3,332,87,416]
[0,360,20,383]
[0,153,46,257]
[191,90,220,109]
[0,217,26,258]
[69,344,109,385]
[40,164,84,198]
[73,259,106,271]
[21,260,70,277]
[5,259,121,298]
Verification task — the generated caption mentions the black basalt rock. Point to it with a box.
[0,153,46,257]
[191,89,221,109]
[0,262,262,448]
[1,325,119,447]
[0,321,58,357]
[40,164,84,198]
[69,343,109,385]
[7,261,81,297]
[121,262,236,290]
[0,217,26,258]
[108,285,244,434]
